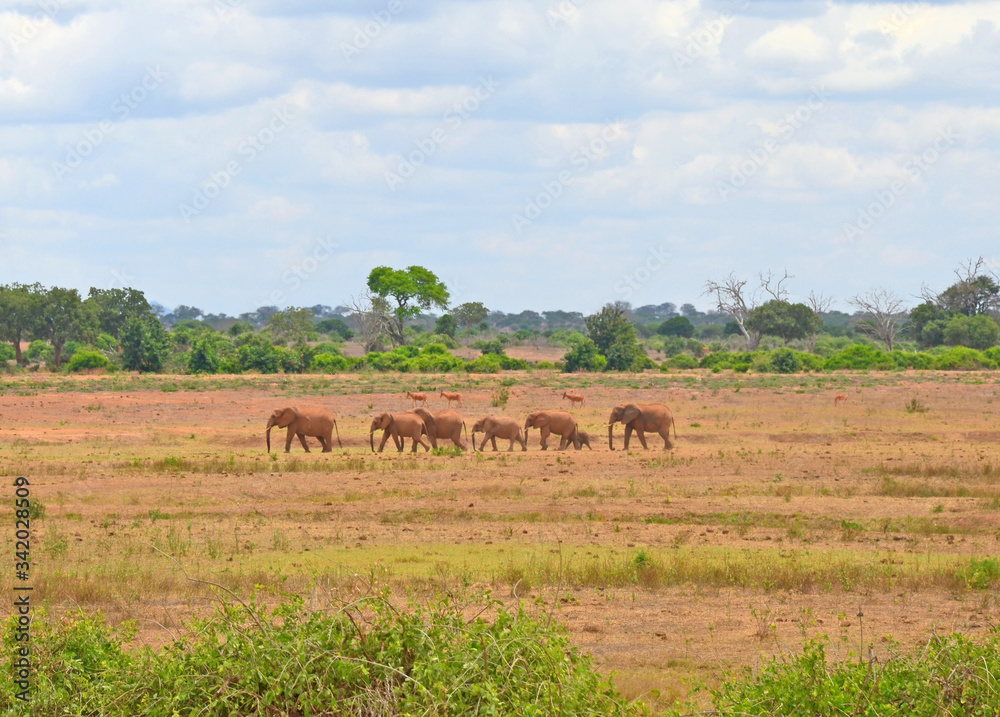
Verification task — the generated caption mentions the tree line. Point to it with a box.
[4,259,1000,375]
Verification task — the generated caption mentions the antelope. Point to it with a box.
[834,394,848,406]
[406,391,427,408]
[562,391,585,408]
[439,390,462,407]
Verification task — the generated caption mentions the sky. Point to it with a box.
[1,0,998,317]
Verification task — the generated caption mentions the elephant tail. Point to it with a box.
[673,416,678,439]
[334,420,343,449]
[462,420,469,449]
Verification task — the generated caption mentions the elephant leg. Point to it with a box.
[557,432,570,450]
[623,425,633,450]
[635,429,649,450]
[284,428,295,453]
[488,434,499,451]
[412,434,431,453]
[539,427,550,450]
[660,428,673,450]
[297,433,311,452]
[319,435,332,452]
[377,430,393,453]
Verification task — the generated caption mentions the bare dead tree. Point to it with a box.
[349,291,391,354]
[760,269,793,302]
[849,288,906,351]
[704,273,761,350]
[806,291,835,352]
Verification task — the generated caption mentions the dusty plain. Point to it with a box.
[3,369,1000,709]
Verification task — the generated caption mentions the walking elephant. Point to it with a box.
[370,412,431,453]
[266,406,342,453]
[471,416,526,452]
[608,403,676,450]
[524,410,581,450]
[411,408,468,450]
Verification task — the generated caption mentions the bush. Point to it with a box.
[666,354,698,370]
[563,337,607,373]
[310,352,352,373]
[823,344,887,370]
[235,334,282,373]
[66,349,111,372]
[0,596,638,716]
[932,346,998,371]
[0,344,15,362]
[534,360,556,370]
[26,340,53,363]
[658,316,695,337]
[769,348,802,373]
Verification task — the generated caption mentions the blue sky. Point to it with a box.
[1,0,998,315]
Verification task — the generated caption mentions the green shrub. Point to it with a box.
[697,631,1000,717]
[0,344,15,362]
[310,352,352,373]
[932,346,998,371]
[66,349,111,372]
[563,337,606,372]
[824,344,887,370]
[534,360,556,370]
[0,595,638,716]
[768,348,800,373]
[666,354,698,370]
[26,340,53,363]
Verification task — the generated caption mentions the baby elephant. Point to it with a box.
[266,406,341,453]
[574,429,593,450]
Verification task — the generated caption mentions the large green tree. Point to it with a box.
[85,287,154,341]
[265,307,315,345]
[38,286,84,367]
[745,300,821,346]
[0,282,44,365]
[367,266,450,346]
[585,303,644,371]
[121,316,171,372]
[453,302,489,337]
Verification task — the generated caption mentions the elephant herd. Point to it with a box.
[265,399,677,455]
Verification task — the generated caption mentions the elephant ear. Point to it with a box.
[280,407,299,427]
[621,404,641,424]
[529,412,549,427]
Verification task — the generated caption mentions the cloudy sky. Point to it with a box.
[1,0,997,316]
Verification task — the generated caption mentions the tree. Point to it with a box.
[38,286,84,367]
[316,317,354,341]
[171,305,204,322]
[908,302,949,347]
[585,302,644,371]
[923,258,1000,317]
[943,314,1000,350]
[745,301,821,346]
[0,282,44,365]
[121,316,171,372]
[453,302,490,336]
[85,287,154,341]
[849,288,906,351]
[806,291,835,351]
[704,270,791,350]
[266,307,315,345]
[563,336,606,372]
[657,316,695,338]
[434,314,457,338]
[349,291,392,354]
[367,266,450,346]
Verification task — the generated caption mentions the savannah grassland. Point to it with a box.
[4,369,1000,710]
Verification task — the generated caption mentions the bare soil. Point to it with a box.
[3,370,1000,707]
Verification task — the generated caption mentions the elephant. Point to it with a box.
[369,412,431,453]
[471,415,526,452]
[266,406,341,453]
[574,429,593,450]
[524,410,581,450]
[608,403,676,451]
[410,408,469,450]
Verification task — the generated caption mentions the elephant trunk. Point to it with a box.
[369,429,375,453]
[608,423,615,451]
[471,431,477,452]
[266,417,275,452]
